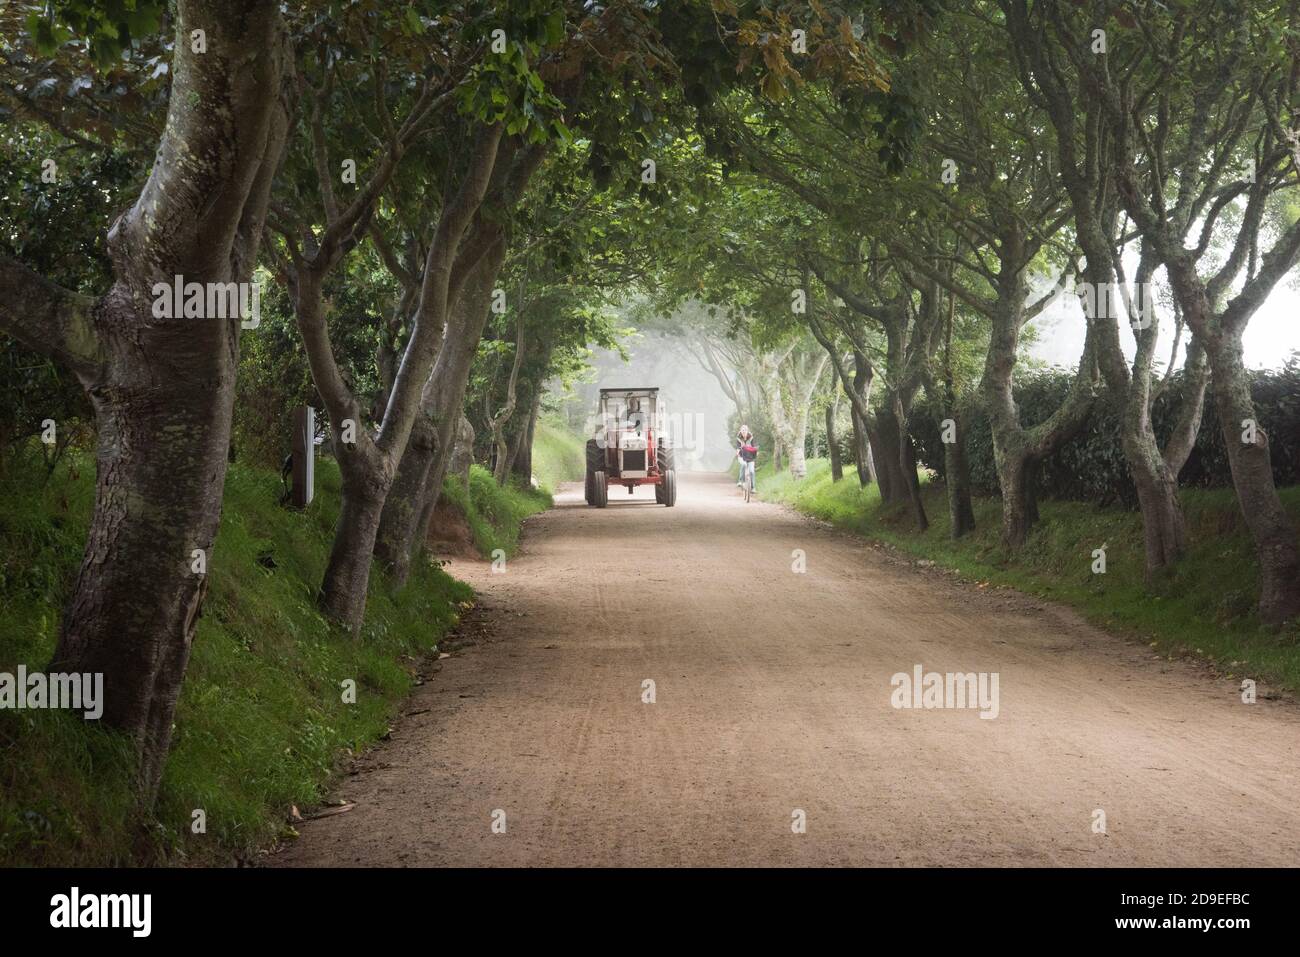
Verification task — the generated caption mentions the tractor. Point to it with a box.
[585,387,676,507]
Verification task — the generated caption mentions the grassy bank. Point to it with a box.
[0,450,536,866]
[531,417,587,493]
[440,463,552,557]
[757,459,1300,694]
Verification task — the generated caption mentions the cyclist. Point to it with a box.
[736,426,758,495]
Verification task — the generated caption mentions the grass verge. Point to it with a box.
[438,463,551,559]
[757,458,1300,694]
[0,451,478,866]
[531,417,587,493]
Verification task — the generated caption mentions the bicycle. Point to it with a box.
[741,458,756,502]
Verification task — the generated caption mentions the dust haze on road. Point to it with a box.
[272,472,1300,867]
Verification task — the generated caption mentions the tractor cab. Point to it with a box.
[601,392,654,477]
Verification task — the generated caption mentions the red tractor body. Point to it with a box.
[585,387,676,507]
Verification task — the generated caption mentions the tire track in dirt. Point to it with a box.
[271,472,1300,867]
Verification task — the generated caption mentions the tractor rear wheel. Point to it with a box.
[585,440,604,506]
[661,468,677,507]
[655,443,674,505]
[592,471,608,508]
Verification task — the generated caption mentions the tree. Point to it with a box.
[1002,0,1209,581]
[878,8,1098,549]
[272,1,569,629]
[0,0,290,798]
[372,2,677,581]
[1019,0,1300,621]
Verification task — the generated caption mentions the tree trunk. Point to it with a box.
[851,354,876,487]
[511,389,541,484]
[997,451,1041,550]
[1151,248,1300,621]
[366,144,542,587]
[490,318,525,484]
[787,422,808,480]
[415,413,475,549]
[317,454,389,626]
[943,409,977,538]
[35,0,290,800]
[1115,332,1197,577]
[1115,348,1195,578]
[1209,335,1300,622]
[1130,464,1185,573]
[894,395,929,532]
[851,406,877,487]
[300,124,504,629]
[903,437,928,530]
[866,420,894,500]
[849,406,871,485]
[1073,201,1199,580]
[374,239,505,582]
[979,224,1096,550]
[871,407,910,504]
[371,415,435,584]
[50,315,236,798]
[826,398,843,482]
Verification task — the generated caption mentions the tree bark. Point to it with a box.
[943,409,977,538]
[1198,315,1300,622]
[890,390,928,530]
[924,290,976,539]
[826,393,843,482]
[370,414,435,582]
[849,407,870,485]
[511,388,542,484]
[490,317,526,484]
[318,463,387,621]
[851,354,877,487]
[871,405,910,505]
[374,237,505,583]
[760,344,827,482]
[1035,58,1202,580]
[997,451,1041,550]
[925,363,976,538]
[786,416,809,480]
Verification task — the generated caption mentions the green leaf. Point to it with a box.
[545,9,565,46]
[126,4,162,38]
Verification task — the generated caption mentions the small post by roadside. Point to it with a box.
[291,406,315,508]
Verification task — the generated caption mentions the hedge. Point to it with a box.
[908,354,1300,508]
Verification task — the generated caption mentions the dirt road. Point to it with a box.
[273,472,1300,867]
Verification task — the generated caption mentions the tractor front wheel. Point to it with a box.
[657,443,675,473]
[661,468,677,507]
[592,471,608,508]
